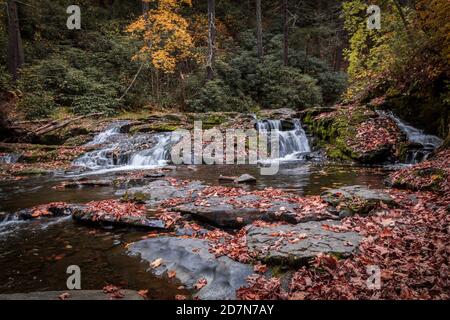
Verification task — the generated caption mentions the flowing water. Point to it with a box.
[379,111,443,164]
[0,116,434,298]
[256,119,311,160]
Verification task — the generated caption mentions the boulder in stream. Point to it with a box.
[320,185,395,215]
[71,203,166,230]
[247,221,362,266]
[235,174,257,184]
[128,237,253,300]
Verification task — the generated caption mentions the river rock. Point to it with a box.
[174,195,339,227]
[128,237,253,300]
[235,174,257,184]
[174,195,268,228]
[15,203,75,220]
[118,179,206,204]
[321,185,395,215]
[247,221,362,266]
[71,205,166,230]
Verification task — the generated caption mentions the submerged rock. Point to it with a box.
[128,237,253,300]
[321,185,395,215]
[54,179,112,189]
[247,221,362,266]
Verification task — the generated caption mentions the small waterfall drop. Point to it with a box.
[257,119,311,160]
[73,123,176,172]
[379,111,443,163]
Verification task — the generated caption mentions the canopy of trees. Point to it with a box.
[0,0,448,138]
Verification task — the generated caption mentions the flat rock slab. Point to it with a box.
[321,185,395,215]
[247,221,362,266]
[71,205,166,230]
[118,180,206,204]
[174,196,268,228]
[0,290,143,300]
[174,195,338,228]
[128,237,253,300]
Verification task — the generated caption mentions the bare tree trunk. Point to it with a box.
[392,0,413,44]
[7,0,24,81]
[256,0,263,59]
[206,0,216,80]
[282,0,289,66]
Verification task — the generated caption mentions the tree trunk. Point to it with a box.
[7,0,24,81]
[256,0,263,59]
[282,0,289,66]
[206,0,216,80]
[392,0,413,44]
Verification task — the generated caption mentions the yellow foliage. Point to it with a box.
[127,0,195,73]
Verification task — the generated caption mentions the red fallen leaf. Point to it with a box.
[167,270,177,279]
[103,284,120,294]
[138,289,148,299]
[253,263,268,274]
[194,278,207,290]
[58,292,71,300]
[175,294,187,300]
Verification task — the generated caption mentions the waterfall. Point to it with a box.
[73,124,176,172]
[379,111,443,164]
[129,134,172,166]
[86,125,121,146]
[257,119,311,160]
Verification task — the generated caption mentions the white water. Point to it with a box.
[73,123,176,172]
[257,119,311,161]
[379,111,442,163]
[85,126,121,146]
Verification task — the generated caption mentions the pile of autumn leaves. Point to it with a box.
[388,150,450,194]
[348,116,401,154]
[234,152,450,300]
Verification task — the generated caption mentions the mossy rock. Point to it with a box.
[122,191,150,203]
[129,123,180,134]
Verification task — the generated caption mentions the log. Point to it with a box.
[34,112,103,136]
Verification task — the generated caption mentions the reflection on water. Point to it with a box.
[0,217,186,298]
[0,161,389,297]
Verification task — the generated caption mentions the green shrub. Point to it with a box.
[187,79,253,112]
[258,66,323,109]
[71,94,118,115]
[18,93,57,120]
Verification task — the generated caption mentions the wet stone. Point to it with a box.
[247,221,362,266]
[117,180,206,205]
[321,185,395,215]
[128,237,253,300]
[71,205,166,230]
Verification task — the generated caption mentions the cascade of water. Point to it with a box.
[379,111,442,163]
[256,119,311,160]
[73,123,175,171]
